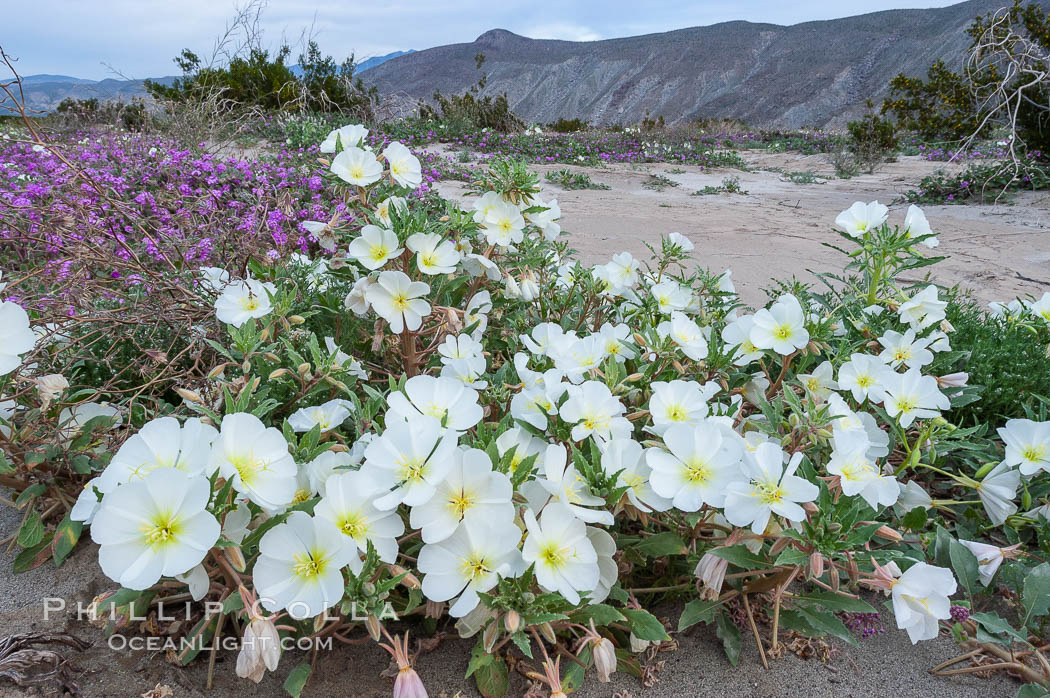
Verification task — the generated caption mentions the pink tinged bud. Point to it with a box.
[592,638,617,683]
[366,614,383,642]
[935,372,968,388]
[809,551,825,579]
[539,622,557,644]
[483,620,500,653]
[503,610,521,634]
[694,552,729,599]
[393,667,429,698]
[801,501,819,514]
[874,525,903,543]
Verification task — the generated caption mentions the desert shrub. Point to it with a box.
[784,170,823,184]
[547,117,587,133]
[418,53,523,132]
[827,147,861,178]
[883,60,980,143]
[544,168,610,190]
[642,173,678,190]
[53,97,149,131]
[692,175,748,195]
[847,102,899,173]
[904,160,1050,203]
[640,111,665,131]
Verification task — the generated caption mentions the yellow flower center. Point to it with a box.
[291,551,327,580]
[228,451,265,487]
[391,293,409,311]
[142,515,180,549]
[461,553,489,581]
[539,542,568,570]
[684,457,711,484]
[397,457,426,483]
[338,511,369,539]
[421,252,438,267]
[856,374,873,388]
[292,489,311,504]
[893,396,917,413]
[755,481,786,505]
[350,165,365,179]
[448,488,476,518]
[773,325,793,341]
[369,244,389,262]
[1022,445,1047,463]
[665,404,688,422]
[238,296,260,311]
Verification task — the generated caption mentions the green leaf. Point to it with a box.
[948,538,980,601]
[1022,562,1050,623]
[561,644,590,694]
[17,509,44,548]
[715,611,741,666]
[474,653,509,698]
[901,506,928,531]
[635,532,687,558]
[283,662,312,697]
[570,603,626,626]
[708,544,767,570]
[971,612,1028,645]
[773,548,808,567]
[678,599,722,631]
[509,631,533,659]
[13,533,54,573]
[222,593,245,614]
[621,608,670,642]
[792,605,857,646]
[0,450,15,474]
[794,591,876,614]
[1016,683,1050,698]
[52,515,83,566]
[14,483,46,508]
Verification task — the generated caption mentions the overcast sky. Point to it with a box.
[7,0,962,80]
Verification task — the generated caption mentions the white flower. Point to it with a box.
[252,511,354,620]
[878,329,934,369]
[749,294,809,355]
[406,233,460,275]
[471,191,504,223]
[361,415,457,509]
[997,418,1050,476]
[57,402,122,441]
[90,468,219,590]
[826,395,889,458]
[495,427,547,473]
[347,225,402,270]
[601,439,672,513]
[387,375,483,431]
[1030,292,1050,324]
[603,253,640,291]
[511,380,567,431]
[528,198,562,241]
[411,448,514,543]
[344,277,375,316]
[553,335,607,384]
[375,196,407,227]
[834,201,888,237]
[320,124,368,153]
[324,337,367,380]
[959,540,1008,586]
[559,381,629,443]
[890,562,956,644]
[287,399,354,433]
[381,141,422,189]
[721,314,762,366]
[366,271,431,333]
[838,353,889,403]
[463,253,501,281]
[314,470,404,573]
[797,360,838,401]
[827,430,898,510]
[588,527,618,604]
[899,285,946,330]
[880,368,950,428]
[657,311,709,361]
[209,413,297,512]
[649,279,692,314]
[441,356,488,389]
[480,200,526,247]
[418,516,523,616]
[597,323,636,362]
[976,463,1019,525]
[198,266,230,294]
[464,291,491,339]
[667,232,694,252]
[522,502,599,605]
[648,380,710,436]
[330,146,383,187]
[724,444,818,534]
[175,563,210,601]
[895,480,933,515]
[988,299,1027,319]
[521,322,572,357]
[237,615,282,683]
[97,416,216,494]
[533,444,614,524]
[903,205,938,248]
[305,450,355,497]
[70,477,103,525]
[439,334,484,364]
[214,279,276,328]
[647,420,743,511]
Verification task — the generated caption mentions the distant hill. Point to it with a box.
[361,0,1050,128]
[356,50,416,73]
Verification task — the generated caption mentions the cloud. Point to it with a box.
[523,23,601,42]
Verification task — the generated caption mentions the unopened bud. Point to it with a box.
[264,352,280,362]
[224,545,246,573]
[175,388,203,404]
[874,525,903,543]
[539,622,556,644]
[313,613,326,634]
[769,537,790,556]
[389,565,420,590]
[483,619,500,653]
[802,501,819,514]
[632,333,647,348]
[207,363,227,379]
[288,315,305,325]
[361,582,376,596]
[261,326,271,341]
[269,368,290,380]
[297,362,311,377]
[624,373,643,382]
[241,360,251,373]
[365,614,381,642]
[809,551,824,579]
[788,413,801,428]
[503,610,520,634]
[806,340,821,355]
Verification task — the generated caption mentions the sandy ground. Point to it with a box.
[437,150,1050,307]
[0,150,1040,697]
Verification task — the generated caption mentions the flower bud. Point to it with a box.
[175,388,203,404]
[483,619,500,653]
[809,551,824,579]
[207,363,227,379]
[268,368,289,380]
[264,352,280,362]
[632,333,647,347]
[224,545,246,573]
[802,501,819,514]
[539,622,556,644]
[390,565,421,590]
[365,614,382,642]
[592,637,616,683]
[288,315,305,325]
[362,582,376,596]
[503,610,521,634]
[874,525,903,543]
[241,360,251,373]
[297,362,311,377]
[624,373,643,382]
[262,325,272,340]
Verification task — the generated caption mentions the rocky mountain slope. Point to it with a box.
[363,0,1049,128]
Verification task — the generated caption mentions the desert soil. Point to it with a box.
[1,150,1042,697]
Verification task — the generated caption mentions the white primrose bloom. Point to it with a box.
[323,336,367,380]
[878,328,934,369]
[880,368,950,428]
[976,462,1020,526]
[797,360,838,402]
[387,375,483,431]
[890,562,957,644]
[406,232,460,275]
[480,200,526,247]
[90,468,219,590]
[410,447,514,543]
[287,398,354,433]
[375,196,407,227]
[987,299,1027,319]
[439,334,484,364]
[464,291,492,338]
[959,540,1009,586]
[511,379,567,431]
[521,502,599,605]
[418,516,524,617]
[305,450,356,497]
[648,380,710,435]
[997,418,1050,476]
[471,191,504,223]
[214,279,276,328]
[252,511,354,620]
[57,402,122,441]
[70,477,103,525]
[320,123,368,153]
[314,469,404,573]
[721,313,763,366]
[347,225,402,270]
[724,443,818,534]
[554,335,608,383]
[827,430,899,510]
[366,271,431,333]
[895,480,933,515]
[587,527,619,603]
[749,294,809,355]
[198,266,230,294]
[330,146,383,187]
[360,415,457,509]
[646,420,744,511]
[657,311,709,361]
[834,200,889,237]
[175,563,210,601]
[838,353,889,403]
[601,439,672,513]
[463,253,501,281]
[382,141,422,189]
[559,381,629,443]
[441,356,488,389]
[533,444,614,524]
[97,416,216,494]
[903,205,939,248]
[666,231,694,252]
[898,285,946,330]
[521,322,573,358]
[209,412,297,513]
[1030,292,1050,324]
[528,198,562,241]
[495,427,547,474]
[344,276,375,316]
[597,323,636,362]
[604,253,640,291]
[649,279,693,314]
[826,395,890,459]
